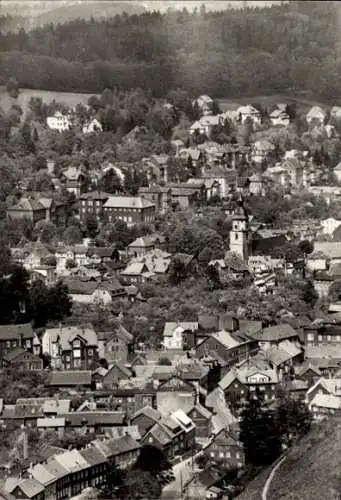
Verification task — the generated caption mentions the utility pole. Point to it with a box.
[180,469,183,500]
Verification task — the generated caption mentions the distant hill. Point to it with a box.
[0,2,146,31]
[33,2,146,25]
[237,419,341,500]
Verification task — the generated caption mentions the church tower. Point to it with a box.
[229,196,249,261]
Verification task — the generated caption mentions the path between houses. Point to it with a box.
[262,455,287,500]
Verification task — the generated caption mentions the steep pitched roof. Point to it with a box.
[104,361,132,379]
[310,393,341,409]
[211,330,241,349]
[62,166,85,181]
[257,323,298,342]
[45,324,98,351]
[132,406,162,422]
[314,242,341,260]
[8,198,45,212]
[0,324,34,341]
[163,322,198,337]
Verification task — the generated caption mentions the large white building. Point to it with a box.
[46,111,72,132]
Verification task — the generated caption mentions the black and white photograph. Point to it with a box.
[0,0,340,498]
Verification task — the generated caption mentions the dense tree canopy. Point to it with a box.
[0,3,340,98]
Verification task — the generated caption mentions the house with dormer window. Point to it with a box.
[41,324,98,370]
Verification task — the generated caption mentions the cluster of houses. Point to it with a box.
[1,302,341,498]
[46,111,103,134]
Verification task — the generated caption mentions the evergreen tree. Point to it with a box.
[240,397,282,466]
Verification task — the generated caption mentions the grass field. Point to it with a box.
[1,86,339,118]
[218,91,340,113]
[0,86,99,116]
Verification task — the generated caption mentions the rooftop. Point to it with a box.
[103,196,155,209]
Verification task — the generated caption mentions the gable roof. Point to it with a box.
[13,478,45,498]
[310,393,341,410]
[8,198,45,212]
[98,324,133,344]
[296,362,322,377]
[306,106,326,119]
[188,403,212,419]
[218,370,241,391]
[104,361,132,379]
[2,347,40,363]
[163,322,199,337]
[313,242,341,260]
[62,166,86,181]
[132,406,162,422]
[211,330,241,349]
[0,323,34,341]
[120,262,150,276]
[257,323,298,342]
[45,324,98,351]
[237,105,260,115]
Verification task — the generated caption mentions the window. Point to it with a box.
[318,335,323,341]
[210,452,215,457]
[235,233,238,240]
[74,359,81,368]
[307,333,314,341]
[219,452,224,458]
[236,452,240,459]
[6,341,10,348]
[148,436,153,443]
[73,349,81,358]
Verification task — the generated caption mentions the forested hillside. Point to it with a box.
[0,1,340,97]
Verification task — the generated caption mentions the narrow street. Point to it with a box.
[261,455,287,500]
[161,455,198,499]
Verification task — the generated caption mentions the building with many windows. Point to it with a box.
[103,196,155,227]
[79,191,111,223]
[41,324,98,370]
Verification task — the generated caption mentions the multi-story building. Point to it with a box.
[7,198,47,224]
[203,428,244,469]
[25,435,140,499]
[138,186,172,214]
[97,325,133,364]
[41,324,98,370]
[156,376,197,415]
[194,330,259,370]
[103,196,155,227]
[0,324,40,362]
[140,409,195,460]
[61,167,89,197]
[46,111,72,132]
[79,191,111,224]
[303,323,341,347]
